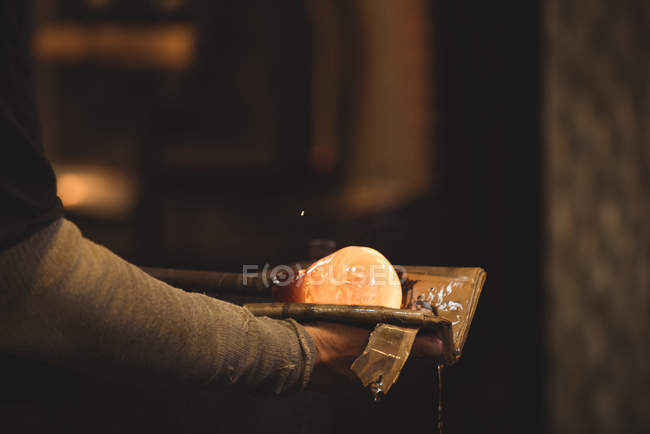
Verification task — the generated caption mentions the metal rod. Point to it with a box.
[140,266,273,297]
[244,302,451,329]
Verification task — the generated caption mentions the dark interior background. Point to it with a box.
[8,0,648,433]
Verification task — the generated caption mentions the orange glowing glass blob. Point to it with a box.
[275,246,403,308]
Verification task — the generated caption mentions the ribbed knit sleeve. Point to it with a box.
[0,218,315,394]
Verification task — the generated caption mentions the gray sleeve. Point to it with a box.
[0,218,315,394]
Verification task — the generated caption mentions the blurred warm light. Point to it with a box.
[54,164,137,218]
[34,24,196,69]
[58,174,89,206]
[339,178,429,216]
[300,210,305,216]
[314,0,432,216]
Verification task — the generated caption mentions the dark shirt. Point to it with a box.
[0,1,62,252]
[0,0,66,419]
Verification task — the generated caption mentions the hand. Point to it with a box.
[303,322,443,393]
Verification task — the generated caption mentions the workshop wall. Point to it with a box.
[545,1,650,432]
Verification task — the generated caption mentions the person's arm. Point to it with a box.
[0,218,315,393]
[0,217,443,395]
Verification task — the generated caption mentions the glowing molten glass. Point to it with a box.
[275,246,402,308]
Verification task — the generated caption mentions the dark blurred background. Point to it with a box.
[16,0,648,433]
